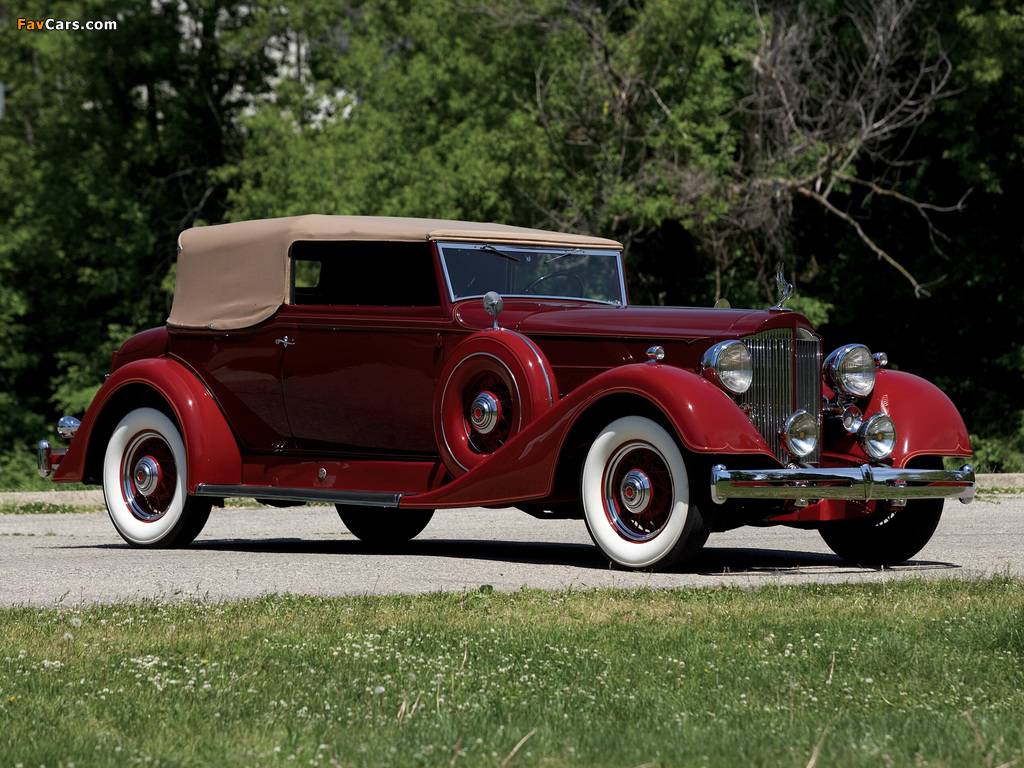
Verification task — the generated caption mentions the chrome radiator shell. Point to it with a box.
[742,328,822,465]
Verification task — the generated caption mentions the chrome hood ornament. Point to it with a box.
[772,263,794,310]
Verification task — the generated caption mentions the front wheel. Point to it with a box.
[581,416,710,571]
[819,498,944,567]
[336,505,434,547]
[102,407,212,548]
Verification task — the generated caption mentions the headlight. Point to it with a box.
[701,340,753,395]
[824,344,876,398]
[859,413,897,460]
[782,409,818,458]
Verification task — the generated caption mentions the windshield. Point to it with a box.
[437,243,625,305]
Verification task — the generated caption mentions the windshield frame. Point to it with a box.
[436,241,627,307]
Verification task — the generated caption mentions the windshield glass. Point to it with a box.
[438,243,625,305]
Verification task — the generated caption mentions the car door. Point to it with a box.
[170,327,291,453]
[277,240,448,458]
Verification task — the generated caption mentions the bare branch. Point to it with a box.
[795,185,943,297]
[727,0,963,295]
[840,175,972,258]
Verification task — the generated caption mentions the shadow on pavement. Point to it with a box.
[77,536,961,576]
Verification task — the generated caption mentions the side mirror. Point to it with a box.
[483,291,503,329]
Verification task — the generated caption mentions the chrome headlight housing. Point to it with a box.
[701,340,753,395]
[824,344,876,398]
[782,409,818,458]
[859,413,897,460]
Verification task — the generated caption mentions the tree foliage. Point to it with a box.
[1,0,1022,483]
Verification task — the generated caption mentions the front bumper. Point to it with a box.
[711,463,975,505]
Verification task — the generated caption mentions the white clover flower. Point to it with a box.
[373,686,385,695]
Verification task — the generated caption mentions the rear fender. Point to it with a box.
[53,357,242,491]
[402,362,772,509]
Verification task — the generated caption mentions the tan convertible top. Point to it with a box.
[167,215,621,330]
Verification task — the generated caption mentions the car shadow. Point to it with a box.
[188,536,608,568]
[692,546,960,575]
[95,536,961,575]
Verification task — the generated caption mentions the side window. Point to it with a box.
[290,241,441,307]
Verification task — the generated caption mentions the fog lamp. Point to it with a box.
[782,409,818,458]
[859,413,897,460]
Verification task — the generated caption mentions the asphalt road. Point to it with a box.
[2,496,1022,606]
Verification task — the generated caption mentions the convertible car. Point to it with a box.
[38,215,975,570]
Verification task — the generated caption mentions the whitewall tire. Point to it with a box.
[582,416,709,570]
[102,407,211,547]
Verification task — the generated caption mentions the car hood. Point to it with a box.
[510,304,815,343]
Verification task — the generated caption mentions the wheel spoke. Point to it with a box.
[603,442,673,541]
[122,433,178,521]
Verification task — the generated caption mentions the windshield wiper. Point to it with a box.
[545,248,583,264]
[481,244,519,262]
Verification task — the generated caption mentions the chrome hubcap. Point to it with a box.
[133,456,161,497]
[619,469,651,514]
[469,392,501,435]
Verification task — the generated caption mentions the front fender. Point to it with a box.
[579,363,774,456]
[403,362,772,509]
[864,369,971,466]
[53,357,242,491]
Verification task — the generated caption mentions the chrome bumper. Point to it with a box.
[711,463,975,505]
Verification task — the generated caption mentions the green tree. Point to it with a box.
[0,0,289,483]
[784,0,1024,469]
[223,0,760,306]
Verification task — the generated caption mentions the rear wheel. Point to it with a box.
[819,498,943,567]
[581,416,710,570]
[336,505,434,547]
[102,408,212,548]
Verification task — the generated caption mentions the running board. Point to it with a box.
[194,484,402,508]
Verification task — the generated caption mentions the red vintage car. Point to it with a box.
[38,215,975,570]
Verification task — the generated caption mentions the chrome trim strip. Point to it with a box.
[194,484,402,508]
[508,331,555,407]
[710,464,976,505]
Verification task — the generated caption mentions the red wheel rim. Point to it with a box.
[602,441,673,541]
[120,431,177,521]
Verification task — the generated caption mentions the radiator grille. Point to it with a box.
[742,329,822,465]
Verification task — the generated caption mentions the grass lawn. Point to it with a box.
[2,579,1023,767]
